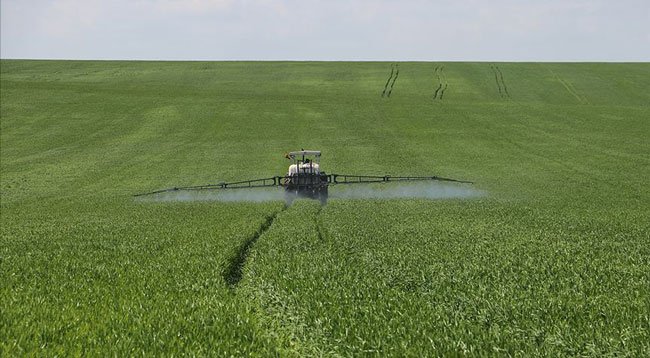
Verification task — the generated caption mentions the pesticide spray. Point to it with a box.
[136,187,286,203]
[329,182,484,200]
[135,182,484,203]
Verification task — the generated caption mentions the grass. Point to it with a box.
[1,60,649,355]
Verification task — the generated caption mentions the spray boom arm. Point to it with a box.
[133,173,472,197]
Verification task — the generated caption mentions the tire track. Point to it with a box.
[546,67,589,104]
[224,205,286,287]
[439,82,448,99]
[496,66,510,98]
[386,63,399,97]
[490,64,510,99]
[432,65,449,100]
[490,65,503,98]
[315,206,328,242]
[558,78,585,103]
[559,77,588,104]
[381,64,395,97]
[440,67,449,99]
[432,66,442,99]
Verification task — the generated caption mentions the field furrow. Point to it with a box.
[381,64,395,97]
[496,66,510,98]
[546,66,589,104]
[387,63,399,97]
[224,205,287,287]
[491,64,504,97]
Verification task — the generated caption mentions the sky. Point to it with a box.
[1,0,649,61]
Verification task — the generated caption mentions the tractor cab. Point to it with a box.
[284,150,328,203]
[286,150,321,176]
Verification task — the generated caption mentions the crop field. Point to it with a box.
[1,60,649,355]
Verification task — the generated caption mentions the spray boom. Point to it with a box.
[133,150,473,204]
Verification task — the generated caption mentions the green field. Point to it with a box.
[1,60,649,356]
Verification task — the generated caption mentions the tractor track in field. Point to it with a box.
[496,66,510,98]
[491,64,510,99]
[491,65,503,97]
[432,65,449,100]
[224,205,287,287]
[546,67,590,104]
[381,64,394,97]
[382,63,399,98]
[315,206,328,242]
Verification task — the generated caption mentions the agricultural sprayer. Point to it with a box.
[133,150,473,204]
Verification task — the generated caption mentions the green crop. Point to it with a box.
[243,200,649,355]
[1,199,284,355]
[1,60,649,355]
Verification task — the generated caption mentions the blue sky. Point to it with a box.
[1,0,648,61]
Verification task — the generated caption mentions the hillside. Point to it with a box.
[1,60,649,355]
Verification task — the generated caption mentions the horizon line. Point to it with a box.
[2,57,648,63]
